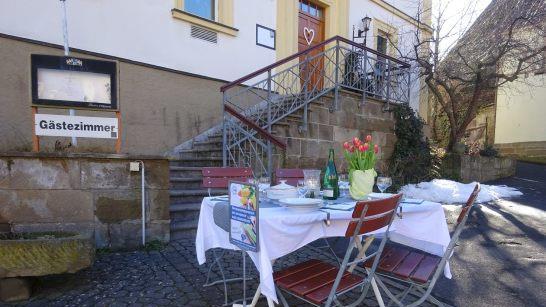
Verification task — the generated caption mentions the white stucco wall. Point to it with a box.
[495,74,546,144]
[348,0,425,111]
[0,0,277,82]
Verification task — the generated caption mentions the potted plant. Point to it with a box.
[343,135,379,200]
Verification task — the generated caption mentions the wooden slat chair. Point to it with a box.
[202,167,253,196]
[362,183,481,307]
[274,194,403,307]
[275,168,304,186]
[201,167,253,306]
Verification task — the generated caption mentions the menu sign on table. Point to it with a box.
[229,181,259,252]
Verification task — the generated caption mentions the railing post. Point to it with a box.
[222,91,228,167]
[386,59,391,103]
[334,39,340,111]
[222,92,228,167]
[406,66,411,105]
[267,70,272,179]
[361,49,368,107]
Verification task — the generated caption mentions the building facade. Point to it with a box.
[0,0,431,155]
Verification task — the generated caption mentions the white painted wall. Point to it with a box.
[0,0,277,82]
[383,0,422,18]
[495,74,546,144]
[348,0,425,111]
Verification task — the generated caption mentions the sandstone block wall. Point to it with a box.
[0,153,170,249]
[273,90,397,173]
[442,154,516,183]
[495,141,546,159]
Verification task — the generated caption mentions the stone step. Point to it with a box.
[170,189,226,197]
[169,177,202,189]
[193,140,222,149]
[177,149,223,160]
[170,203,201,220]
[170,158,222,167]
[170,188,226,203]
[169,166,203,177]
[170,220,198,240]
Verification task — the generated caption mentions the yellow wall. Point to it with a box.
[495,74,546,144]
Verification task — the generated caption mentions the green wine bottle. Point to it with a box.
[322,148,339,200]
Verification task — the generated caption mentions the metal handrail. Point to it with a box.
[224,104,286,149]
[220,35,409,92]
[221,36,412,176]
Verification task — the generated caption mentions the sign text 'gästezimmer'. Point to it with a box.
[35,114,118,139]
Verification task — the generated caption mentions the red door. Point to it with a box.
[298,0,325,92]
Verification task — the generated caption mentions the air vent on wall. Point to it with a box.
[191,25,217,43]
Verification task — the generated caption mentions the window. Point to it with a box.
[377,33,388,55]
[299,0,322,18]
[185,0,214,20]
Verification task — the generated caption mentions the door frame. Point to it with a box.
[275,0,348,63]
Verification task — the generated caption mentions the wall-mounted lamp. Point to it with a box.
[353,16,372,46]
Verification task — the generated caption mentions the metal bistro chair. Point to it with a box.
[361,183,481,307]
[274,194,403,307]
[202,167,253,306]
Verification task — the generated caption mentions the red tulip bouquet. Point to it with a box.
[342,135,379,199]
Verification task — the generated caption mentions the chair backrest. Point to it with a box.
[202,167,253,189]
[274,168,304,186]
[324,194,403,307]
[457,183,480,224]
[345,194,402,238]
[424,183,480,292]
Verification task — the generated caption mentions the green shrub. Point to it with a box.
[388,104,441,190]
[479,144,498,157]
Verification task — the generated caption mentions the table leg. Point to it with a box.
[371,277,385,307]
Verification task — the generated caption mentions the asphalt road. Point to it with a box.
[434,161,546,306]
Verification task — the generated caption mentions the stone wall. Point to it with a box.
[0,153,170,249]
[274,90,396,173]
[495,141,546,159]
[441,154,516,183]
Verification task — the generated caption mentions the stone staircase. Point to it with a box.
[168,101,325,239]
[169,134,224,240]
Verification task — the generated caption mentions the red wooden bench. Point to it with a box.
[202,167,253,195]
[274,168,304,186]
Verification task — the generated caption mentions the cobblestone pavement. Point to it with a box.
[2,237,442,307]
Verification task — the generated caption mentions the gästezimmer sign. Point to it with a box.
[35,114,119,139]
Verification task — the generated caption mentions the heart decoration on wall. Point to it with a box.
[303,27,315,45]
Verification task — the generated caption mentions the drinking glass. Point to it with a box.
[247,178,257,185]
[376,176,392,193]
[297,180,308,198]
[338,174,349,198]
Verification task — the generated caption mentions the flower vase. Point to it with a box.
[349,169,377,200]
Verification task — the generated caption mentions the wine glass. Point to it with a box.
[376,176,392,193]
[297,180,308,198]
[258,176,270,193]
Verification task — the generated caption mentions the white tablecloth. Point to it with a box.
[195,197,451,303]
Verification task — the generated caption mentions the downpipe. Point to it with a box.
[131,160,146,246]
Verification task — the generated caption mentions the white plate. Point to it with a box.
[278,198,323,212]
[368,193,395,200]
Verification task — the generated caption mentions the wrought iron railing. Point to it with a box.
[221,36,411,177]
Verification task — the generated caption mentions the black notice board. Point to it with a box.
[31,54,118,110]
